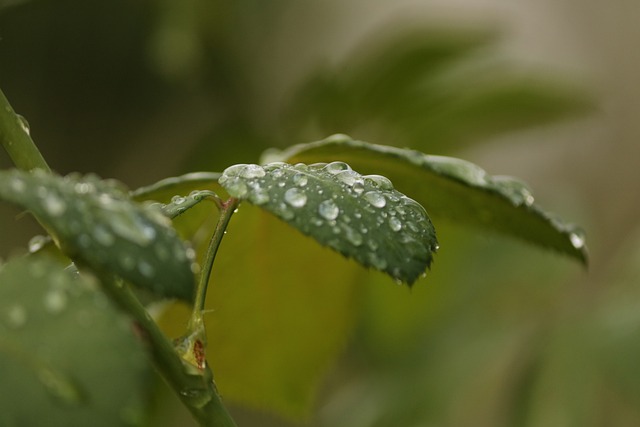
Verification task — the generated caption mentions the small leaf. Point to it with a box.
[0,255,150,427]
[0,169,195,300]
[218,162,438,284]
[265,134,587,264]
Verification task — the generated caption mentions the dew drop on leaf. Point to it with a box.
[284,188,307,208]
[363,191,387,208]
[323,161,351,175]
[318,199,339,220]
[388,216,402,232]
[28,235,49,253]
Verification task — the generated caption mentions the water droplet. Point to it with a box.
[352,181,365,194]
[343,225,363,246]
[171,195,187,205]
[239,164,266,179]
[43,193,67,216]
[569,231,586,249]
[389,216,402,231]
[274,203,295,220]
[223,177,248,198]
[16,114,30,135]
[284,187,307,208]
[269,167,286,179]
[292,173,308,187]
[6,304,27,328]
[363,191,386,208]
[44,289,67,314]
[28,235,49,252]
[251,188,270,205]
[318,199,339,220]
[363,175,393,190]
[323,161,351,175]
[335,170,362,187]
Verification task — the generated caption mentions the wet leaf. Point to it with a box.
[218,162,438,284]
[0,255,150,427]
[0,169,195,300]
[265,134,587,264]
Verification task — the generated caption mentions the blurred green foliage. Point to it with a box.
[2,1,637,427]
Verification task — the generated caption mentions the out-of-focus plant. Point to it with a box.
[0,2,607,426]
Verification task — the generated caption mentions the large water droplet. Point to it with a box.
[363,191,386,208]
[284,187,307,208]
[335,170,362,187]
[223,177,248,198]
[239,164,266,179]
[323,161,351,175]
[363,175,393,190]
[318,199,339,220]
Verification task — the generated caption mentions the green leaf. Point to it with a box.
[218,162,438,284]
[265,134,587,264]
[0,255,150,427]
[0,169,195,300]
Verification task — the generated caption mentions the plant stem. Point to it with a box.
[131,172,222,201]
[189,197,240,328]
[0,88,51,172]
[96,273,237,427]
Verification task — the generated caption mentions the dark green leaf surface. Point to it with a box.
[265,135,587,263]
[218,162,438,284]
[0,169,195,300]
[0,255,150,427]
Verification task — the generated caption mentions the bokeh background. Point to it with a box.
[1,1,639,426]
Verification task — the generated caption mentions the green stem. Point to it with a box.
[95,273,237,427]
[189,197,240,329]
[0,88,51,172]
[131,172,222,201]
